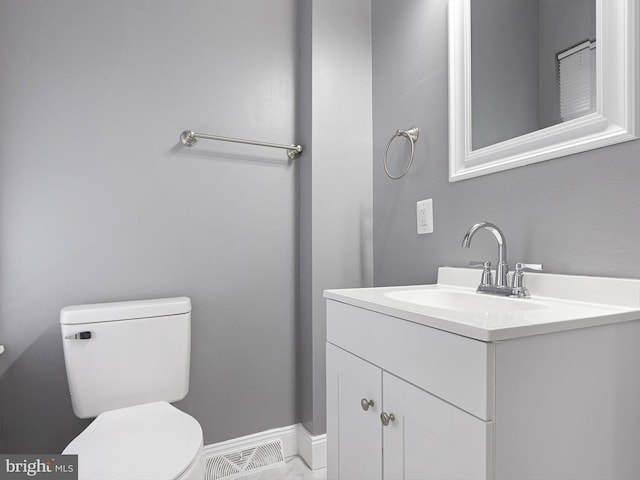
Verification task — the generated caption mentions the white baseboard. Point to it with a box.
[296,424,327,470]
[203,423,326,471]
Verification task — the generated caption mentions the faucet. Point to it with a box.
[461,222,509,288]
[461,222,543,297]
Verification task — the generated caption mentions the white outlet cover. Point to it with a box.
[417,199,433,234]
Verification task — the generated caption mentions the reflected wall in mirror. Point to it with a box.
[449,0,638,182]
[472,0,595,150]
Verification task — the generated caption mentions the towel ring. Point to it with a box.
[383,126,420,179]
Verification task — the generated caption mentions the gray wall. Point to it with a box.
[372,0,640,289]
[298,0,373,436]
[471,0,540,149]
[0,0,298,452]
[471,0,597,145]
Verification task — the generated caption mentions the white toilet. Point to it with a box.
[60,297,205,480]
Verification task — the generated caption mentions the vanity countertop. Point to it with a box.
[324,267,640,341]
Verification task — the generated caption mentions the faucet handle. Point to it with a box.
[514,263,543,272]
[511,263,543,297]
[469,261,493,286]
[469,260,491,267]
[469,260,491,268]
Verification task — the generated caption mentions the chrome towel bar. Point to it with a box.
[180,130,303,160]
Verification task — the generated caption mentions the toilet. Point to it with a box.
[60,297,205,480]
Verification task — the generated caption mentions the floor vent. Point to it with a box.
[204,439,285,480]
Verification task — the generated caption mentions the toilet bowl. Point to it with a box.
[63,402,204,480]
[60,297,205,480]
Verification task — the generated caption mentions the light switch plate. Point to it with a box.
[417,199,433,234]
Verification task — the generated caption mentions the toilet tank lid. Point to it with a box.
[60,297,191,325]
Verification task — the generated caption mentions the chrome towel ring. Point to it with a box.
[383,126,420,179]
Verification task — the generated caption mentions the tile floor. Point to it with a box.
[237,456,327,480]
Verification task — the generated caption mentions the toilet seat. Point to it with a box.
[63,401,203,480]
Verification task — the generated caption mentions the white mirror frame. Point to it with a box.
[448,0,639,182]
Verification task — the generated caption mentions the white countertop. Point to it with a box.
[324,267,640,341]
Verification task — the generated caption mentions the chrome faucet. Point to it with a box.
[462,222,509,288]
[461,222,543,297]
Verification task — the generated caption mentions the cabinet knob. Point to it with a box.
[360,398,374,411]
[380,412,395,426]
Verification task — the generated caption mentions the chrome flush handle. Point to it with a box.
[64,331,92,340]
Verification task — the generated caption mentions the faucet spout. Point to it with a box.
[462,222,509,287]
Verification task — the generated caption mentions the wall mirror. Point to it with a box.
[448,0,638,182]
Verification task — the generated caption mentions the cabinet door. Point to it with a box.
[382,372,492,480]
[327,343,383,480]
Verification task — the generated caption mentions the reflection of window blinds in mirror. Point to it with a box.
[558,40,596,122]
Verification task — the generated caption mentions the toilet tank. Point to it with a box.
[60,297,191,419]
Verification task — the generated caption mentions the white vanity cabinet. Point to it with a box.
[326,343,382,480]
[327,343,490,480]
[382,372,489,480]
[326,277,640,480]
[326,300,493,480]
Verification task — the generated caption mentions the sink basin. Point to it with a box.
[324,267,640,341]
[384,288,545,313]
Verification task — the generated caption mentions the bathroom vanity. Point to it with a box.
[325,267,640,479]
